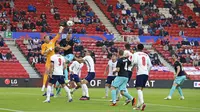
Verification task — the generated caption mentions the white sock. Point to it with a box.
[105,86,109,97]
[51,85,54,94]
[138,90,144,105]
[81,84,86,96]
[46,85,51,101]
[64,86,72,100]
[137,96,141,107]
[82,84,89,97]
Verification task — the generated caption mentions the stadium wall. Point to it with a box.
[1,78,200,89]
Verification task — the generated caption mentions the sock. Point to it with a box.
[177,87,183,96]
[123,90,133,100]
[137,97,141,107]
[64,86,72,100]
[116,89,120,99]
[125,88,129,100]
[64,68,68,81]
[169,85,176,97]
[42,74,48,86]
[51,85,54,94]
[138,90,144,105]
[105,86,109,97]
[82,84,89,97]
[81,84,86,96]
[46,85,51,101]
[111,89,117,104]
[55,82,61,95]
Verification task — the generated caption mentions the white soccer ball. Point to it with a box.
[67,21,74,26]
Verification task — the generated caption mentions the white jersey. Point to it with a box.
[83,55,95,72]
[124,50,134,71]
[131,51,152,75]
[69,61,84,76]
[107,60,117,76]
[50,54,66,76]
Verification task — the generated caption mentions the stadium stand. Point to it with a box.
[0,42,29,78]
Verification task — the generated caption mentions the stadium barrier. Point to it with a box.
[1,78,200,89]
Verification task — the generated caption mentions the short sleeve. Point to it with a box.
[132,53,137,64]
[83,56,88,61]
[50,56,54,62]
[116,59,122,68]
[147,56,152,67]
[69,40,74,46]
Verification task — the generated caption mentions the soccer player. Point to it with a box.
[69,60,84,94]
[131,44,152,111]
[164,54,186,100]
[41,26,64,92]
[110,50,136,106]
[103,54,117,98]
[43,47,72,103]
[58,33,74,83]
[75,50,95,100]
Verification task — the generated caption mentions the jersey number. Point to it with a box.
[142,57,146,66]
[58,58,61,66]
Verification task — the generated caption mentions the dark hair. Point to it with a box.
[125,43,131,50]
[119,50,124,56]
[137,44,144,51]
[54,47,60,53]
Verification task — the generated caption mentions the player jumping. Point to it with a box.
[103,54,117,98]
[110,50,136,106]
[41,26,64,93]
[164,54,186,100]
[69,59,84,94]
[43,47,72,103]
[75,50,96,100]
[131,44,152,111]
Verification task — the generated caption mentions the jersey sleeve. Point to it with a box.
[116,59,122,68]
[83,56,88,61]
[51,34,61,44]
[69,61,75,72]
[80,63,84,68]
[68,40,74,47]
[147,56,152,68]
[132,53,137,65]
[41,44,46,55]
[50,55,54,63]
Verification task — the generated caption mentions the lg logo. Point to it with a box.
[4,79,18,85]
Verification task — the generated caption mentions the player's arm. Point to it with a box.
[69,62,75,74]
[104,65,109,76]
[75,56,85,63]
[175,65,180,77]
[51,26,64,43]
[41,44,49,56]
[147,56,153,72]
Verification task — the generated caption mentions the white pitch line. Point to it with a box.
[0,108,24,112]
[1,92,200,111]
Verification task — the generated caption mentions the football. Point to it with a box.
[67,20,74,26]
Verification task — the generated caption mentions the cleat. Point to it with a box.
[123,100,131,105]
[141,103,146,111]
[110,103,117,106]
[132,98,136,107]
[43,100,50,103]
[164,96,171,100]
[180,96,184,100]
[109,99,119,102]
[42,92,47,96]
[68,99,73,102]
[79,96,86,100]
[50,93,54,97]
[133,107,141,110]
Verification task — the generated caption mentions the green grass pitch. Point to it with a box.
[0,88,199,112]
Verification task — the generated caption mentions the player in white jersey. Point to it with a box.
[130,44,152,111]
[75,50,95,100]
[103,54,117,98]
[124,43,134,83]
[69,60,84,94]
[43,47,72,103]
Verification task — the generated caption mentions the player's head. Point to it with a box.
[66,34,71,41]
[125,43,131,50]
[111,54,117,62]
[172,54,178,60]
[54,47,60,54]
[137,44,144,51]
[44,35,50,43]
[118,50,124,57]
